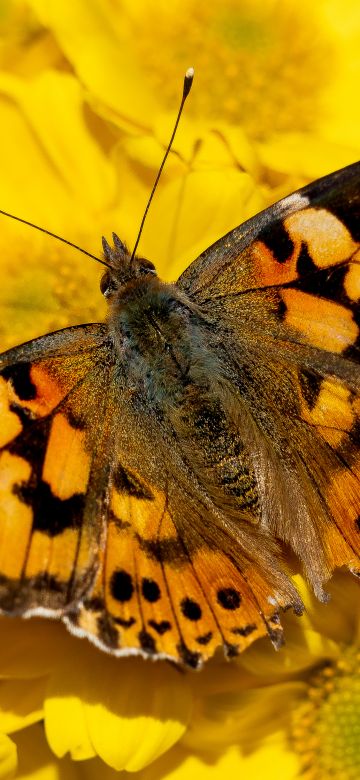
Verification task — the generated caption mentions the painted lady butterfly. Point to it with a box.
[0,155,359,668]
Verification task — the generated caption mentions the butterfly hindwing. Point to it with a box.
[178,162,360,590]
[67,471,291,667]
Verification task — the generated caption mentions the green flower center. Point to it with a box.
[133,0,334,138]
[292,650,360,780]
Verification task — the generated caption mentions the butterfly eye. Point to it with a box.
[137,259,157,276]
[100,271,116,298]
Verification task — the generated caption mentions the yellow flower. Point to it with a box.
[0,618,192,774]
[173,574,360,780]
[0,1,359,778]
[1,575,358,779]
[22,0,360,267]
[1,0,357,283]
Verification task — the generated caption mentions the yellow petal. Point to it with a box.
[183,681,306,753]
[138,740,299,780]
[238,625,339,681]
[13,724,79,780]
[44,639,191,771]
[27,0,156,127]
[0,733,16,780]
[0,70,116,229]
[0,69,110,348]
[257,131,359,180]
[0,678,45,734]
[83,659,192,772]
[44,693,95,763]
[296,572,360,646]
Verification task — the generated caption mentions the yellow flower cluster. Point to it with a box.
[0,1,359,778]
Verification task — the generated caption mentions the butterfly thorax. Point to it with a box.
[107,268,210,403]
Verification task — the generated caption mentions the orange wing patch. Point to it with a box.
[0,451,32,580]
[42,414,91,500]
[281,289,358,353]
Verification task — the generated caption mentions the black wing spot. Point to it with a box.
[196,631,213,646]
[113,465,154,500]
[148,619,171,635]
[355,516,360,532]
[110,569,134,602]
[294,247,349,303]
[231,623,257,637]
[2,363,37,400]
[141,577,161,602]
[180,597,202,621]
[114,616,136,629]
[259,221,294,264]
[66,408,86,431]
[138,630,157,654]
[217,588,241,610]
[82,596,104,612]
[177,641,201,669]
[107,511,131,531]
[299,369,323,411]
[296,242,317,277]
[329,196,360,242]
[9,401,33,426]
[136,534,188,565]
[13,479,85,536]
[97,614,119,649]
[224,642,240,658]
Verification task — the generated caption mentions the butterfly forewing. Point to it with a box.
[0,325,115,612]
[178,162,360,593]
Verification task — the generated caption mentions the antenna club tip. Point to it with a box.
[183,67,194,98]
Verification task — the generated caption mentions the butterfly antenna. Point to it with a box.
[130,66,194,262]
[0,209,112,268]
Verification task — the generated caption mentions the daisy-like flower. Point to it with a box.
[1,574,359,778]
[180,573,360,780]
[23,0,360,267]
[0,1,359,778]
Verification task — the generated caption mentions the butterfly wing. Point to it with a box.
[0,323,116,613]
[178,161,360,594]
[0,321,301,667]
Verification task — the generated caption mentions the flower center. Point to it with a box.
[131,0,334,138]
[292,649,360,780]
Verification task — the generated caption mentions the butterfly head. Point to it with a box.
[100,233,157,300]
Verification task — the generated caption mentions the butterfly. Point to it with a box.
[0,162,359,669]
